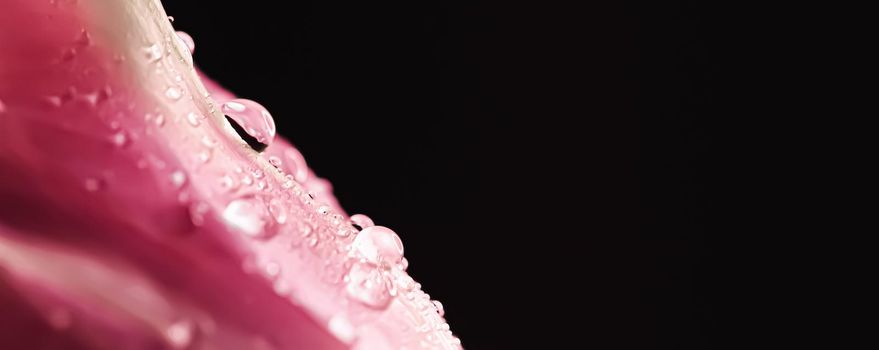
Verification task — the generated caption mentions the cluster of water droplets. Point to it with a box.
[60,23,458,347]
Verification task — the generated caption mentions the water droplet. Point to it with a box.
[197,149,212,163]
[352,226,404,266]
[241,175,254,186]
[167,16,175,22]
[345,262,393,309]
[144,44,163,62]
[265,261,281,279]
[221,99,276,146]
[189,202,210,227]
[155,113,166,127]
[84,177,102,192]
[74,29,91,46]
[110,131,129,148]
[186,112,200,126]
[176,31,195,54]
[317,205,331,215]
[219,174,237,191]
[350,214,375,230]
[201,136,217,148]
[0,99,7,114]
[432,300,445,317]
[165,86,182,100]
[170,170,187,188]
[268,156,282,168]
[327,314,356,344]
[400,257,409,270]
[165,319,194,349]
[222,197,277,239]
[60,47,77,62]
[268,198,287,224]
[335,227,355,238]
[283,148,309,183]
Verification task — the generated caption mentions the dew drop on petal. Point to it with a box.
[432,300,445,317]
[165,319,194,349]
[265,261,281,279]
[219,174,237,191]
[328,314,356,344]
[222,197,277,239]
[175,31,195,54]
[197,149,212,163]
[188,202,210,227]
[268,156,282,168]
[144,43,163,62]
[186,112,200,127]
[352,226,404,266]
[345,262,393,309]
[317,205,331,216]
[165,86,182,100]
[350,214,375,230]
[74,29,91,46]
[221,99,276,146]
[110,131,129,148]
[170,170,187,188]
[268,198,287,224]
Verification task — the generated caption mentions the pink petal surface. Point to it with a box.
[0,0,459,349]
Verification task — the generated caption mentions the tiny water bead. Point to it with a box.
[144,43,163,62]
[432,300,445,317]
[175,31,195,54]
[186,112,200,127]
[352,226,404,266]
[170,170,187,188]
[222,99,276,149]
[165,86,182,100]
[349,214,375,230]
[109,131,129,148]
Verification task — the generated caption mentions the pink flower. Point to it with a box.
[0,0,459,348]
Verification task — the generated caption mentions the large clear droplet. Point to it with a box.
[352,226,404,266]
[222,197,278,240]
[345,262,393,309]
[221,99,276,147]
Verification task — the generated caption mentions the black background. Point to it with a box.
[164,1,726,348]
